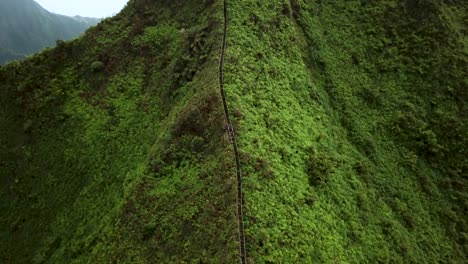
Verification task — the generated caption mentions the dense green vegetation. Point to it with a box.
[1,0,238,263]
[0,0,466,263]
[224,0,467,262]
[0,0,100,64]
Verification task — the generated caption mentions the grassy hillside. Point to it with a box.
[0,0,238,263]
[224,0,467,263]
[0,0,466,263]
[0,0,100,64]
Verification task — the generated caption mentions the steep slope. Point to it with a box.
[0,0,238,263]
[0,0,100,64]
[1,0,467,263]
[224,0,467,263]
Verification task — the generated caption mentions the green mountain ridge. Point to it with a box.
[0,0,466,263]
[0,0,101,64]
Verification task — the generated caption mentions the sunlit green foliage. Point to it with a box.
[224,0,466,262]
[0,0,466,263]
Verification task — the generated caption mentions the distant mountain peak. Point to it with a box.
[0,0,100,64]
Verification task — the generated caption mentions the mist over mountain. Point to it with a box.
[0,0,100,64]
[0,0,466,263]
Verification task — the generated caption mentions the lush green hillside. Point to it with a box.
[0,0,100,64]
[0,0,466,263]
[0,0,238,263]
[225,0,467,262]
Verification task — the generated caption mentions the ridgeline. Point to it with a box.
[0,0,466,263]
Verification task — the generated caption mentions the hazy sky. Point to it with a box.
[34,0,129,18]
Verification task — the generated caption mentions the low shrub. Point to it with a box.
[306,149,337,186]
[90,61,105,72]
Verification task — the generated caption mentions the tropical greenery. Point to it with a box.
[0,0,466,263]
[224,0,467,262]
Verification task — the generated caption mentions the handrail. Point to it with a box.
[218,1,247,263]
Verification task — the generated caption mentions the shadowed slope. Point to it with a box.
[0,0,238,263]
